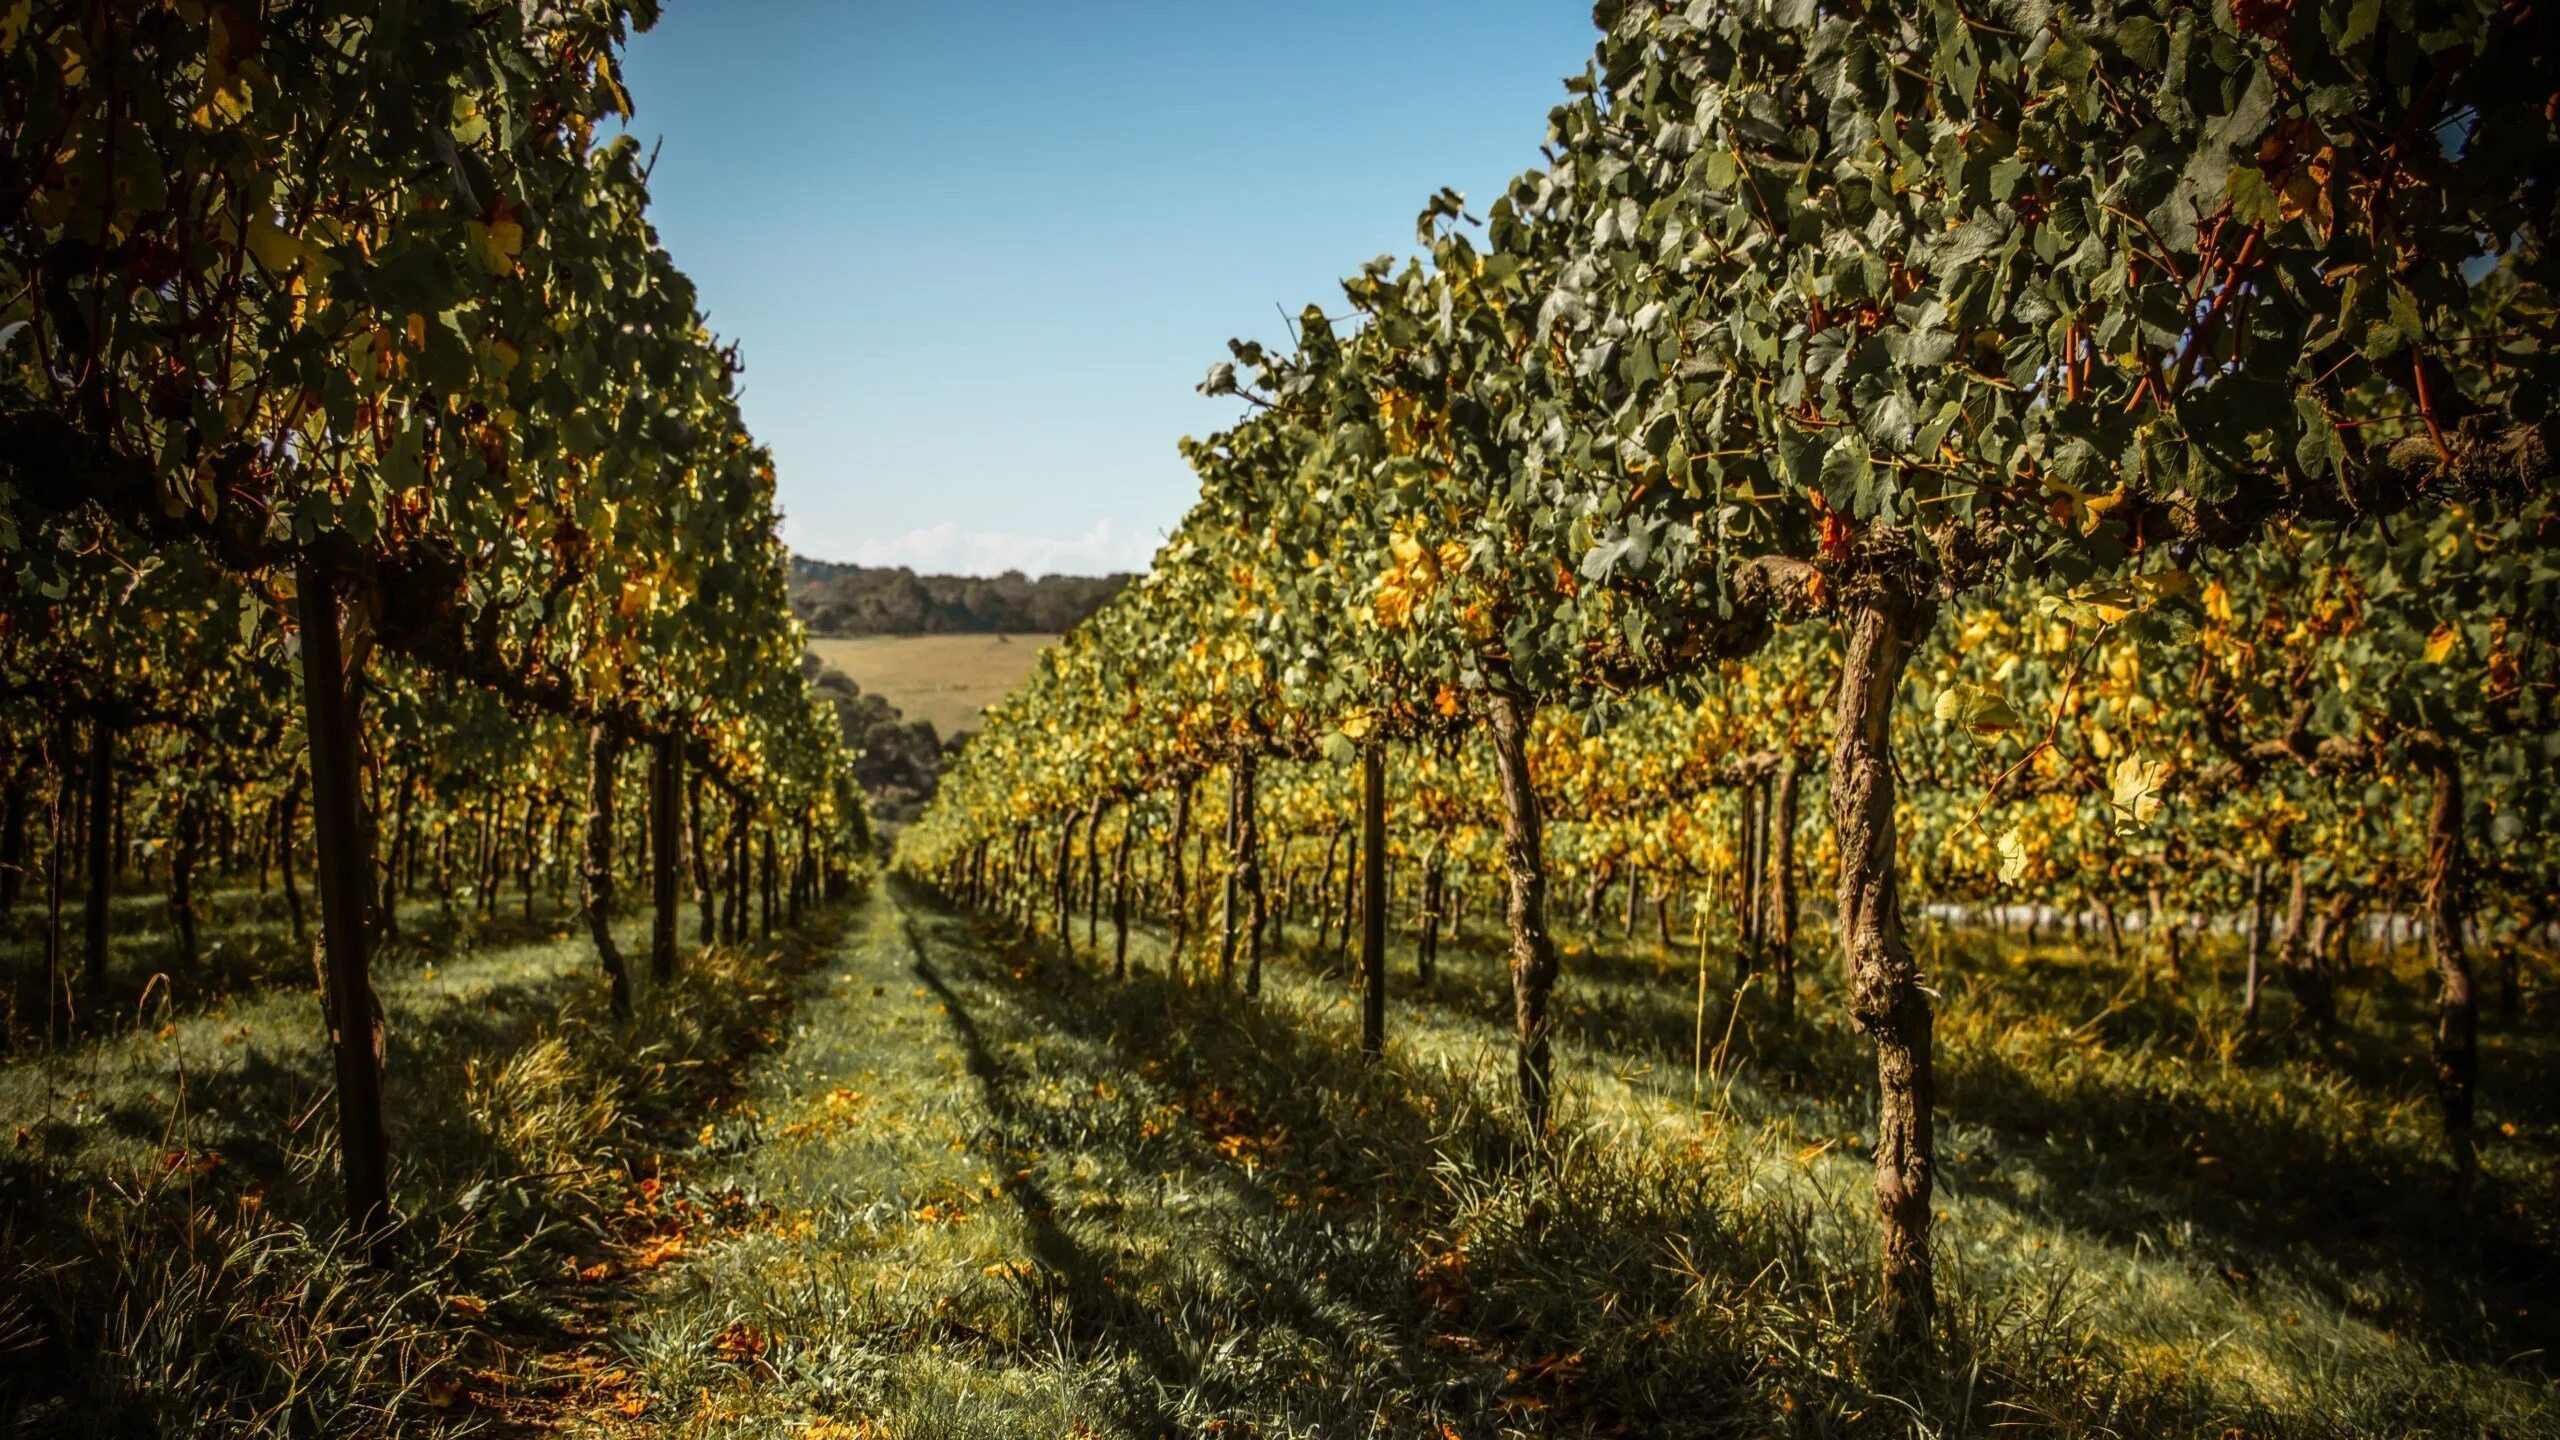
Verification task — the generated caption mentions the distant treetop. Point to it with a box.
[790,559,1133,637]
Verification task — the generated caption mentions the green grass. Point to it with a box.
[3,877,2550,1437]
[0,881,852,1437]
[806,634,1059,738]
[578,882,2556,1438]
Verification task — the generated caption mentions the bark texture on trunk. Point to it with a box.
[1335,831,1360,968]
[1166,779,1193,977]
[1313,826,1342,956]
[1111,806,1134,979]
[1832,595,1938,1353]
[297,564,394,1264]
[1358,742,1386,1057]
[1738,781,1763,975]
[2273,858,2326,1024]
[1083,801,1105,951]
[1486,688,1561,1130]
[1770,756,1801,1024]
[760,828,776,940]
[1051,819,1074,957]
[377,776,411,944]
[688,772,715,945]
[1219,764,1246,985]
[581,725,633,1020]
[2421,753,2476,1179]
[1236,755,1266,998]
[281,772,307,945]
[1418,840,1446,983]
[43,722,68,1036]
[2242,860,2269,1024]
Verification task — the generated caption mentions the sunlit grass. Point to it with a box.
[0,882,850,1437]
[3,876,2548,1437]
[591,880,2552,1437]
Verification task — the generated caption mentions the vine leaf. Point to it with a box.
[2108,754,2171,834]
[1996,826,2032,884]
[1934,683,2023,738]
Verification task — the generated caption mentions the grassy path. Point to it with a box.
[550,882,2556,1439]
[578,882,1444,1436]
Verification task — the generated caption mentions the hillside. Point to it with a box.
[809,632,1055,741]
[807,633,1060,840]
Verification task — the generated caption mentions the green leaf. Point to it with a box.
[2226,166,2283,228]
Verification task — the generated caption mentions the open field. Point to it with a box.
[808,634,1060,739]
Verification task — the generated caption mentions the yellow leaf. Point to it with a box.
[2108,753,2170,834]
[2423,623,2459,664]
[1996,827,2031,884]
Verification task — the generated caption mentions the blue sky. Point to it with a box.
[617,2,1600,576]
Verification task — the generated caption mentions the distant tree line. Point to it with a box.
[790,559,1131,636]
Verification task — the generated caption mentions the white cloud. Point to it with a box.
[812,518,1148,577]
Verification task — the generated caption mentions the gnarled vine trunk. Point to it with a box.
[1236,754,1267,998]
[1219,764,1246,986]
[2273,858,2325,1024]
[1832,594,1938,1354]
[760,828,777,940]
[297,564,393,1265]
[1770,756,1801,1024]
[1110,805,1134,979]
[1737,779,1763,980]
[1312,824,1342,955]
[1165,777,1193,977]
[1358,742,1386,1056]
[1083,800,1106,951]
[688,771,714,945]
[1417,839,1447,983]
[581,725,633,1020]
[2420,751,2476,1180]
[1051,817,1074,957]
[1486,687,1561,1130]
[2242,861,2270,1024]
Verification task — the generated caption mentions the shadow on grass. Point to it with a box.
[0,886,587,1058]
[0,896,857,1440]
[899,875,2560,1438]
[898,911,1197,1438]
[1438,916,2560,1379]
[895,883,2318,1439]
